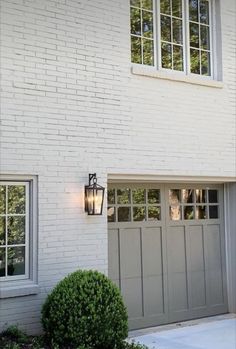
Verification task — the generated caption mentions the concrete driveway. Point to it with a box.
[129,315,236,349]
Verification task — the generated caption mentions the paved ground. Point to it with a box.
[129,314,236,349]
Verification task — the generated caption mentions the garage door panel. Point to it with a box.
[169,272,188,311]
[143,275,164,316]
[191,270,206,308]
[108,229,119,281]
[205,225,222,270]
[189,225,205,271]
[120,228,141,278]
[168,226,186,273]
[209,270,224,305]
[142,227,163,276]
[121,277,143,319]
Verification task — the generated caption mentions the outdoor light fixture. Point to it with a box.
[84,173,105,215]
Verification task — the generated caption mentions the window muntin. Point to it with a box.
[130,0,213,77]
[0,183,29,280]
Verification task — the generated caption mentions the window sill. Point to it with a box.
[0,281,39,299]
[131,65,224,88]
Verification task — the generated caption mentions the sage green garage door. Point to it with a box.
[108,184,228,329]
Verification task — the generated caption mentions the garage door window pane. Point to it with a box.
[118,207,131,222]
[196,189,206,203]
[133,207,146,221]
[148,206,161,221]
[209,205,218,219]
[182,189,194,203]
[196,205,207,219]
[133,189,146,204]
[117,189,131,204]
[184,206,194,219]
[169,190,181,205]
[0,186,6,214]
[108,189,115,205]
[148,189,160,204]
[107,207,115,222]
[170,206,181,220]
[8,186,25,214]
[208,190,218,203]
[0,217,6,245]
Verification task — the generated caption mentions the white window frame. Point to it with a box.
[131,0,216,80]
[0,175,39,298]
[0,182,29,281]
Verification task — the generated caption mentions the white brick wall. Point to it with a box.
[0,0,235,334]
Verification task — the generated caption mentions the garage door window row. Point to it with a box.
[107,188,161,222]
[169,188,219,220]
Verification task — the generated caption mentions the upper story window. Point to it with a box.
[0,182,29,280]
[130,0,213,77]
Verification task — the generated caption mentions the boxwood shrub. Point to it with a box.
[42,270,128,349]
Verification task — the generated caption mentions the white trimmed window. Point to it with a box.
[130,0,214,77]
[0,182,29,280]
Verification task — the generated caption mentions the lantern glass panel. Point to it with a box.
[94,189,104,215]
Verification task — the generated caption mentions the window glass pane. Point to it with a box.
[148,189,160,204]
[189,0,199,22]
[117,189,131,204]
[7,247,25,276]
[169,189,181,204]
[133,207,146,221]
[118,207,131,222]
[108,189,115,205]
[182,189,194,203]
[143,39,154,65]
[131,7,141,35]
[173,18,183,44]
[196,189,206,203]
[0,248,5,277]
[133,189,146,204]
[208,190,218,203]
[142,10,153,38]
[172,0,182,18]
[8,185,26,214]
[161,15,171,42]
[148,206,161,221]
[196,206,207,219]
[8,216,25,245]
[184,206,194,219]
[0,186,6,214]
[142,0,153,11]
[190,48,200,74]
[161,42,172,68]
[107,207,115,222]
[201,50,211,75]
[190,22,199,48]
[200,0,209,24]
[131,36,142,64]
[200,25,210,50]
[0,217,6,245]
[170,206,182,220]
[209,206,218,219]
[131,0,141,6]
[173,45,183,71]
[160,0,171,15]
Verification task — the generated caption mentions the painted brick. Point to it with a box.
[0,0,235,334]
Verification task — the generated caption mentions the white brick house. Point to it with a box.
[0,0,235,334]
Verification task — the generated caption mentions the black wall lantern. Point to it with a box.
[84,173,105,215]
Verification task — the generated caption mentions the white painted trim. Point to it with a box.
[108,173,236,183]
[131,65,223,87]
